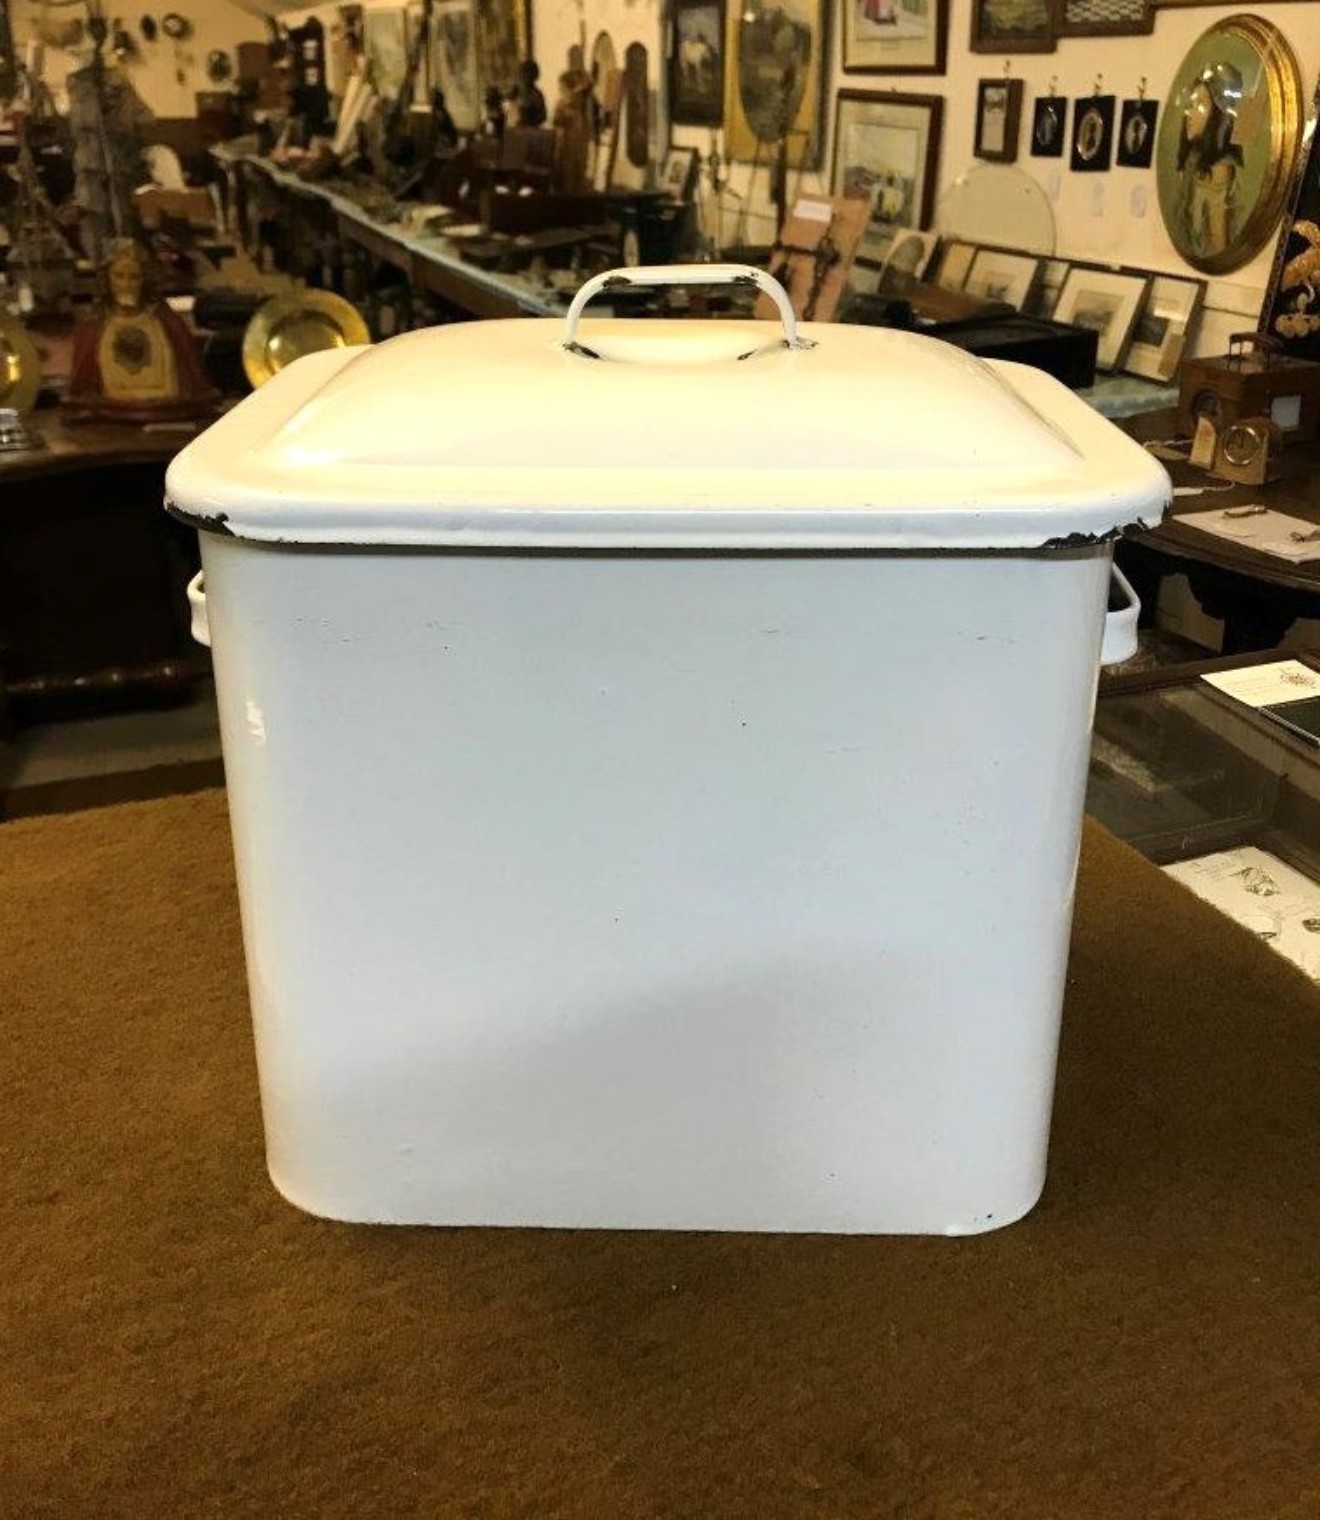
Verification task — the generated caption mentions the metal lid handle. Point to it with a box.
[562,264,814,353]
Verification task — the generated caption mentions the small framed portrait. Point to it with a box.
[1024,256,1071,319]
[934,239,977,290]
[1030,94,1067,158]
[1116,98,1158,168]
[661,145,700,200]
[1156,15,1305,275]
[970,0,1055,54]
[843,0,948,75]
[974,77,1024,163]
[1058,0,1152,37]
[1053,264,1151,370]
[1071,94,1115,172]
[1123,273,1206,382]
[669,0,725,127]
[963,246,1041,310]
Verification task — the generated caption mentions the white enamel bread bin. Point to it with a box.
[167,265,1170,1234]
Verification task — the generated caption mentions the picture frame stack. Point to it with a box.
[933,241,1207,380]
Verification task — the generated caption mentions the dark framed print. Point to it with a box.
[724,0,828,168]
[1030,94,1067,157]
[1058,0,1152,37]
[970,0,1056,54]
[1156,15,1305,275]
[1123,273,1206,381]
[831,89,944,229]
[963,246,1041,309]
[1053,264,1151,370]
[1116,98,1157,168]
[1070,94,1115,172]
[974,77,1023,164]
[1261,80,1320,358]
[669,0,725,127]
[843,0,947,75]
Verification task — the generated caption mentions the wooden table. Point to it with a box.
[0,410,209,729]
[227,154,565,322]
[1116,410,1320,653]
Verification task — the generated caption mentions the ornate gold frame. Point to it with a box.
[1155,14,1304,277]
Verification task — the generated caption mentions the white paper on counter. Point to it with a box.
[1181,507,1320,562]
[1202,660,1320,707]
[1164,846,1320,982]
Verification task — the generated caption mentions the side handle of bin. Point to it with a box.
[562,264,816,353]
[187,571,210,648]
[1100,564,1139,667]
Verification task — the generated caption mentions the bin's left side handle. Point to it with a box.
[187,571,210,648]
[1101,564,1139,667]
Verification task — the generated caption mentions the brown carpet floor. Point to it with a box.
[3,789,1320,1519]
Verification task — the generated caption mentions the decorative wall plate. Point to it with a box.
[242,291,370,388]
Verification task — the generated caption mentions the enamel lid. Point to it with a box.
[166,264,1170,550]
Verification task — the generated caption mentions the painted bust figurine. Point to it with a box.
[68,240,218,422]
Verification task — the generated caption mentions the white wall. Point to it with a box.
[11,0,268,119]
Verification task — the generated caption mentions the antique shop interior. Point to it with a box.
[9,4,1320,1509]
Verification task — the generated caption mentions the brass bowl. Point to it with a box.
[242,290,370,388]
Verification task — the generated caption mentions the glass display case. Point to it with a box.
[1090,655,1320,980]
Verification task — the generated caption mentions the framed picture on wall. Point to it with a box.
[842,0,948,76]
[669,0,726,127]
[974,77,1024,164]
[723,0,828,168]
[1123,273,1206,381]
[1058,0,1153,37]
[431,0,480,132]
[364,7,410,101]
[1030,93,1067,157]
[1053,265,1151,370]
[474,0,530,97]
[969,0,1056,54]
[1115,97,1158,168]
[831,89,944,230]
[1070,94,1115,172]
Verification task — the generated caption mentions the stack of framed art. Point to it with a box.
[931,240,1206,381]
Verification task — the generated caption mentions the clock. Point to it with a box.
[1212,415,1281,485]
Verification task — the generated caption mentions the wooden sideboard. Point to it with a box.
[0,413,209,729]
